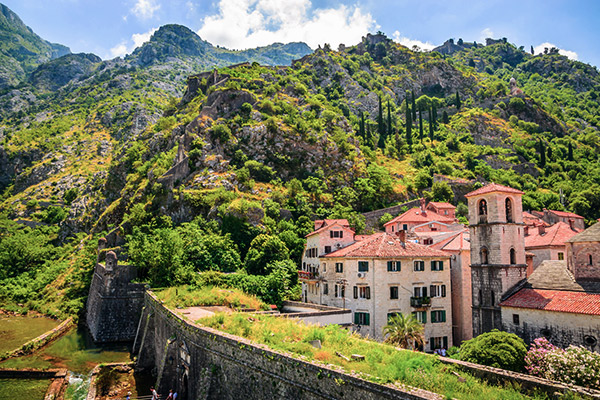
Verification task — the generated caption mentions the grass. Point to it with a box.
[198,313,550,400]
[156,285,269,311]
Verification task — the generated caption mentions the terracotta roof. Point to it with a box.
[547,210,584,219]
[430,230,470,252]
[522,212,548,226]
[384,207,455,226]
[306,219,353,238]
[427,202,456,209]
[500,288,600,316]
[465,183,524,198]
[566,222,600,243]
[525,222,581,249]
[323,233,449,258]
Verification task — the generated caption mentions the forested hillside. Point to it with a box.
[0,4,598,317]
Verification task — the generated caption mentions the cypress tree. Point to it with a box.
[378,96,385,148]
[359,112,365,139]
[568,141,574,161]
[547,145,553,161]
[442,110,449,124]
[418,108,424,142]
[539,140,546,167]
[406,105,413,148]
[387,101,392,138]
[428,107,434,141]
[456,91,461,110]
[530,45,534,55]
[432,102,438,129]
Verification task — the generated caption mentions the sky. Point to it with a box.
[4,0,600,68]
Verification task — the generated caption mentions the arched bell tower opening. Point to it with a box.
[466,184,527,337]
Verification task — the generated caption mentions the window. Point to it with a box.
[590,254,593,265]
[444,210,448,215]
[330,230,343,238]
[480,247,489,264]
[390,286,399,299]
[430,336,448,351]
[491,291,495,306]
[423,238,433,245]
[478,199,487,217]
[430,285,446,298]
[478,290,482,305]
[412,311,427,323]
[323,283,328,295]
[391,226,395,232]
[387,261,401,272]
[414,286,428,298]
[510,248,516,265]
[354,312,370,325]
[505,197,513,223]
[414,260,425,271]
[358,261,369,272]
[335,262,343,273]
[513,314,520,325]
[431,260,444,271]
[431,310,446,323]
[387,312,400,321]
[354,286,371,299]
[324,246,331,254]
[322,263,326,272]
[402,224,408,231]
[558,252,564,260]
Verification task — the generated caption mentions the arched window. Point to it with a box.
[480,247,489,264]
[510,248,516,265]
[478,199,487,222]
[505,197,513,223]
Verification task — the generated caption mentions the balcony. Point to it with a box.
[410,296,431,308]
[298,271,319,282]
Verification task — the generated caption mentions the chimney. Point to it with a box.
[420,198,426,212]
[538,225,545,235]
[568,219,575,231]
[524,226,529,236]
[397,230,407,244]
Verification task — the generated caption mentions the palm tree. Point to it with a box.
[383,313,424,350]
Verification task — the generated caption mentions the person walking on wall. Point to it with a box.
[151,387,159,400]
[166,389,174,400]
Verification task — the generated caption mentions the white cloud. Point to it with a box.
[196,0,377,50]
[131,0,160,20]
[533,42,578,60]
[480,27,494,42]
[392,31,434,51]
[108,27,158,59]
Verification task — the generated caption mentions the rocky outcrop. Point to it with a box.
[29,53,101,91]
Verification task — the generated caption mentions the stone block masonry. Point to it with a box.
[135,291,445,400]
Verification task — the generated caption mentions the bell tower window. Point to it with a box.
[510,248,516,265]
[505,198,513,223]
[478,199,487,223]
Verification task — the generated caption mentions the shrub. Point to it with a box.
[211,124,232,143]
[459,329,527,372]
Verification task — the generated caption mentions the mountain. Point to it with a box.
[0,7,599,316]
[0,3,70,88]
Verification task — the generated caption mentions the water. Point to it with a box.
[0,378,50,400]
[0,314,59,353]
[0,326,132,374]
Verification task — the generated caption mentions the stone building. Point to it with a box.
[532,209,585,231]
[300,224,452,351]
[383,200,457,235]
[466,183,528,336]
[431,230,472,345]
[524,222,581,271]
[426,201,456,218]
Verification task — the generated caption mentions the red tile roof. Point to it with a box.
[522,212,548,226]
[323,233,449,258]
[525,221,581,248]
[384,207,455,226]
[307,219,353,238]
[500,288,600,316]
[428,202,456,209]
[430,230,470,252]
[547,210,584,219]
[465,183,524,198]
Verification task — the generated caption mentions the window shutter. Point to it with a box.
[431,311,437,323]
[430,337,434,351]
[423,287,428,297]
[387,261,393,271]
[340,231,343,238]
[414,287,419,297]
[330,231,333,238]
[365,313,370,326]
[431,261,435,270]
[397,261,401,271]
[430,285,435,297]
[354,313,359,325]
[366,287,371,299]
[442,285,446,297]
[441,310,446,322]
[443,336,448,349]
[353,286,358,299]
[440,261,444,270]
[422,311,427,324]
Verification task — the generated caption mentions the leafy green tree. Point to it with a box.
[459,329,527,372]
[244,234,290,275]
[379,212,393,228]
[382,313,425,350]
[425,181,453,202]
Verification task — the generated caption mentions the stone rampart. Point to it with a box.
[362,199,421,230]
[135,291,443,400]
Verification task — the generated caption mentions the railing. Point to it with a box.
[410,296,431,307]
[298,271,319,281]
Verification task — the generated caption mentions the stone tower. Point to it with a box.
[466,183,527,336]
